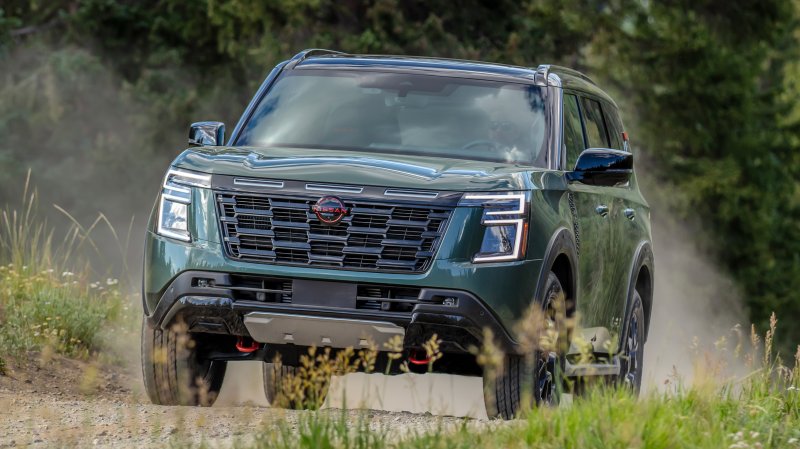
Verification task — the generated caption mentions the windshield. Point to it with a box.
[235,69,549,166]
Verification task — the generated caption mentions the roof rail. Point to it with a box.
[286,49,349,69]
[551,65,596,85]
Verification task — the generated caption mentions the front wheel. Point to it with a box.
[483,272,566,419]
[263,362,331,409]
[141,317,227,406]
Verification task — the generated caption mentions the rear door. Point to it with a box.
[600,103,645,333]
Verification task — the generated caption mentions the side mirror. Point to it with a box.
[566,148,633,187]
[188,121,226,146]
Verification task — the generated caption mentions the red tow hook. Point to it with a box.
[236,336,260,353]
[408,349,432,366]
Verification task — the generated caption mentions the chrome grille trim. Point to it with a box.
[305,183,364,194]
[215,192,453,273]
[234,178,285,188]
[384,189,439,199]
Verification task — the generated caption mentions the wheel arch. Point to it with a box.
[625,241,655,344]
[534,228,578,315]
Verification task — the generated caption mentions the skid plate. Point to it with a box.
[243,312,404,349]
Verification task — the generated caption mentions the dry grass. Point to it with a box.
[0,172,135,360]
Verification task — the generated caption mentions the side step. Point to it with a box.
[564,358,621,377]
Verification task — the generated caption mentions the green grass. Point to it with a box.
[0,264,126,357]
[233,380,800,449]
[232,314,800,449]
[0,173,133,360]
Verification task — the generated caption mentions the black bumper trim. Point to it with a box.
[146,270,520,354]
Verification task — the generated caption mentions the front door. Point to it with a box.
[563,93,626,342]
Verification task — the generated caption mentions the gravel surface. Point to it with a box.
[0,390,472,448]
[0,357,486,448]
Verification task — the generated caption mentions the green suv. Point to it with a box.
[141,49,654,419]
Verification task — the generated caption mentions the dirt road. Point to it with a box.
[0,358,484,448]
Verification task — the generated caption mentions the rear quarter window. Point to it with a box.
[580,97,610,148]
[603,104,626,151]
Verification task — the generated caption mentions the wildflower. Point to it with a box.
[62,271,74,277]
[90,282,99,289]
[106,278,119,286]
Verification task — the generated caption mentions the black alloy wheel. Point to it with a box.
[620,290,645,393]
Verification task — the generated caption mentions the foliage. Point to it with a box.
[0,264,125,357]
[0,175,132,358]
[1,1,799,353]
[593,0,800,353]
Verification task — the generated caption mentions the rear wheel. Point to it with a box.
[484,272,567,419]
[141,317,227,406]
[263,362,331,409]
[619,291,645,393]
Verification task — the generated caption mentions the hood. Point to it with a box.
[173,146,538,192]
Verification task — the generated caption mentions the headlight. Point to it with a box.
[156,168,211,242]
[459,192,529,262]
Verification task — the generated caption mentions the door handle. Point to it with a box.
[624,208,636,220]
[595,205,609,217]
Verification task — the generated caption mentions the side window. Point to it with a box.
[580,97,610,148]
[603,105,625,151]
[563,94,585,170]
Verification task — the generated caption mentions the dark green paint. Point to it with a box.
[143,57,652,344]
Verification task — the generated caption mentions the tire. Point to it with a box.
[141,317,227,406]
[263,362,331,409]
[619,290,645,393]
[484,272,567,419]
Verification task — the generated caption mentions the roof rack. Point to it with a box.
[533,64,551,86]
[536,64,597,86]
[286,49,349,69]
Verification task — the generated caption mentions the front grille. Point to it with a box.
[216,192,452,272]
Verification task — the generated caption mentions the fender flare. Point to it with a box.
[620,240,655,349]
[533,227,579,310]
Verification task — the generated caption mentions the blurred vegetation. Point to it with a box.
[1,1,799,352]
[0,174,134,360]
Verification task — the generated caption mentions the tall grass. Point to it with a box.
[239,314,800,449]
[0,172,133,361]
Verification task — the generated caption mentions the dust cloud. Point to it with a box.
[213,362,488,419]
[641,213,747,391]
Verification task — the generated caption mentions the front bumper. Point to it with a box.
[144,232,544,354]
